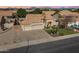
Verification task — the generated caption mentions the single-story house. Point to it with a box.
[58,10,79,28]
[20,11,59,31]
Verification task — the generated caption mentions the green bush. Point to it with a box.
[29,8,42,14]
[17,8,28,18]
[45,26,77,36]
[58,28,76,35]
[59,32,64,36]
[45,29,52,34]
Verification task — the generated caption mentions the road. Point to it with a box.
[1,36,79,53]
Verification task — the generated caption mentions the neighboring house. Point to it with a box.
[58,10,79,28]
[0,10,17,29]
[0,10,16,22]
[0,10,16,16]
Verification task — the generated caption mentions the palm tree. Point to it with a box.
[42,13,47,28]
[47,21,52,28]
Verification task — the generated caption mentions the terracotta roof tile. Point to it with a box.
[21,14,44,25]
[0,10,16,16]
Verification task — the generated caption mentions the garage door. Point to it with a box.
[21,23,44,31]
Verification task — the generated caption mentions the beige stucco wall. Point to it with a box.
[21,23,44,31]
[45,20,58,27]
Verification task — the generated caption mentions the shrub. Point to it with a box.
[59,32,64,36]
[17,8,28,18]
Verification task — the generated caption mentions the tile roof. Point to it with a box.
[42,11,56,20]
[59,10,79,16]
[0,10,16,16]
[21,14,44,25]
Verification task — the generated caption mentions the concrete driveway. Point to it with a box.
[0,27,52,51]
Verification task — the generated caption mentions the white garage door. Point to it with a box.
[21,23,44,31]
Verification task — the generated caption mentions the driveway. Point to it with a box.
[0,27,52,51]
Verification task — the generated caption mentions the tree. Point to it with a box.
[42,8,50,11]
[14,19,20,25]
[1,16,6,31]
[42,13,47,28]
[71,8,79,13]
[30,8,42,14]
[47,21,52,28]
[17,8,28,18]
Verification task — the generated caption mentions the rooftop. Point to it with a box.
[59,10,79,16]
[21,14,44,25]
[0,10,16,16]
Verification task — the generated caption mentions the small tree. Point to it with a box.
[47,21,52,28]
[42,14,47,28]
[17,8,28,18]
[30,8,42,14]
[1,16,6,30]
[14,19,20,25]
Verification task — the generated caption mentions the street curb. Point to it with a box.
[29,33,79,45]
